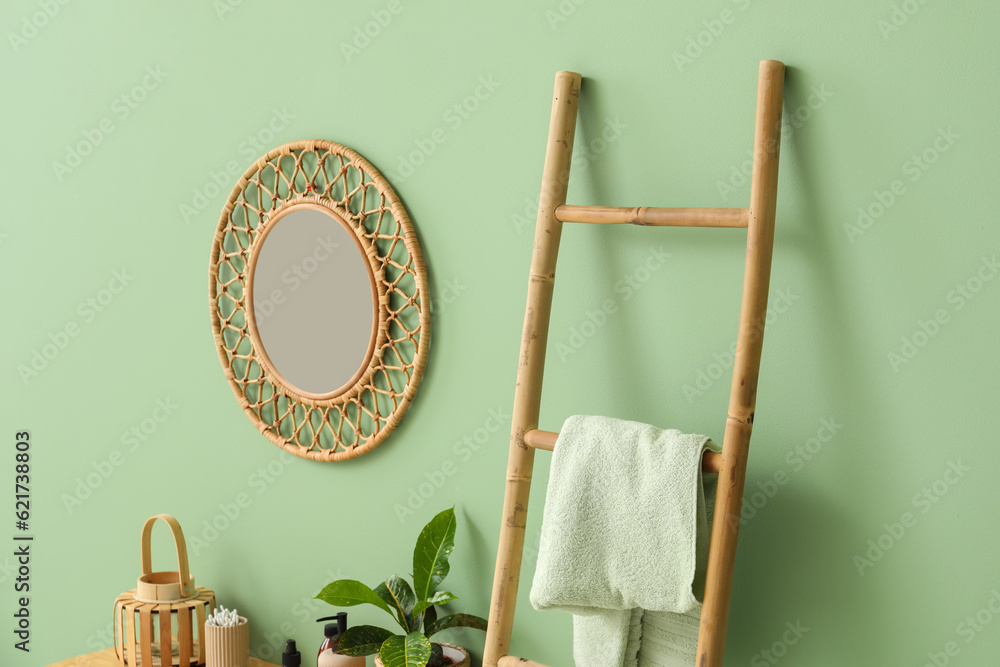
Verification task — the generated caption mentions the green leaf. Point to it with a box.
[378,632,431,667]
[315,579,395,618]
[413,508,457,601]
[412,590,458,616]
[422,604,438,635]
[425,613,488,637]
[338,625,395,656]
[375,575,419,633]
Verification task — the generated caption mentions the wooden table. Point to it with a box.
[47,647,279,667]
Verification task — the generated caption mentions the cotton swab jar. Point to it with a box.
[204,606,249,667]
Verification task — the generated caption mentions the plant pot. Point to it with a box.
[374,642,470,667]
[204,616,249,667]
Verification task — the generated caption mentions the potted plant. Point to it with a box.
[316,508,487,667]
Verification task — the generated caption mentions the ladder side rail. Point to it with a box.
[696,59,785,667]
[482,70,582,667]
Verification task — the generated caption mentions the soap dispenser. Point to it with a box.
[317,612,364,667]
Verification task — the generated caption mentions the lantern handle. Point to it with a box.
[139,514,193,598]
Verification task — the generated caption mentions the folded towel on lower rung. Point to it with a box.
[529,415,719,666]
[637,608,702,667]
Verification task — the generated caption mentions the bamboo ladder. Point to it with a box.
[483,60,785,667]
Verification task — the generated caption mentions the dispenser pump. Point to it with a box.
[281,639,301,667]
[317,611,348,641]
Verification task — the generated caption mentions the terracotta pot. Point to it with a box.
[374,642,470,667]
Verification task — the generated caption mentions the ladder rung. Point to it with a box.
[524,429,723,473]
[498,657,550,667]
[555,205,750,228]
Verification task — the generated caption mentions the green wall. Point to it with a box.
[3,1,999,665]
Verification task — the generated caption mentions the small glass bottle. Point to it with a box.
[281,639,301,667]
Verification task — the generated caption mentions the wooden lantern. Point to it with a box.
[114,514,216,667]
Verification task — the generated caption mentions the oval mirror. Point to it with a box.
[248,205,376,398]
[210,140,430,461]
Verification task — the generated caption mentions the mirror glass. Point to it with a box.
[251,206,376,396]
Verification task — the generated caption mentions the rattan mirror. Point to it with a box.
[210,140,430,461]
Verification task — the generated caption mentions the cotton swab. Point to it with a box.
[206,605,243,627]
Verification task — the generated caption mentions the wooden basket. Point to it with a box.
[114,514,216,667]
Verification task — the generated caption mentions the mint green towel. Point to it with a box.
[637,608,702,667]
[529,416,719,666]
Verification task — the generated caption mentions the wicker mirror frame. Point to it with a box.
[209,140,430,461]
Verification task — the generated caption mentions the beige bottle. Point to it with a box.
[317,613,364,667]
